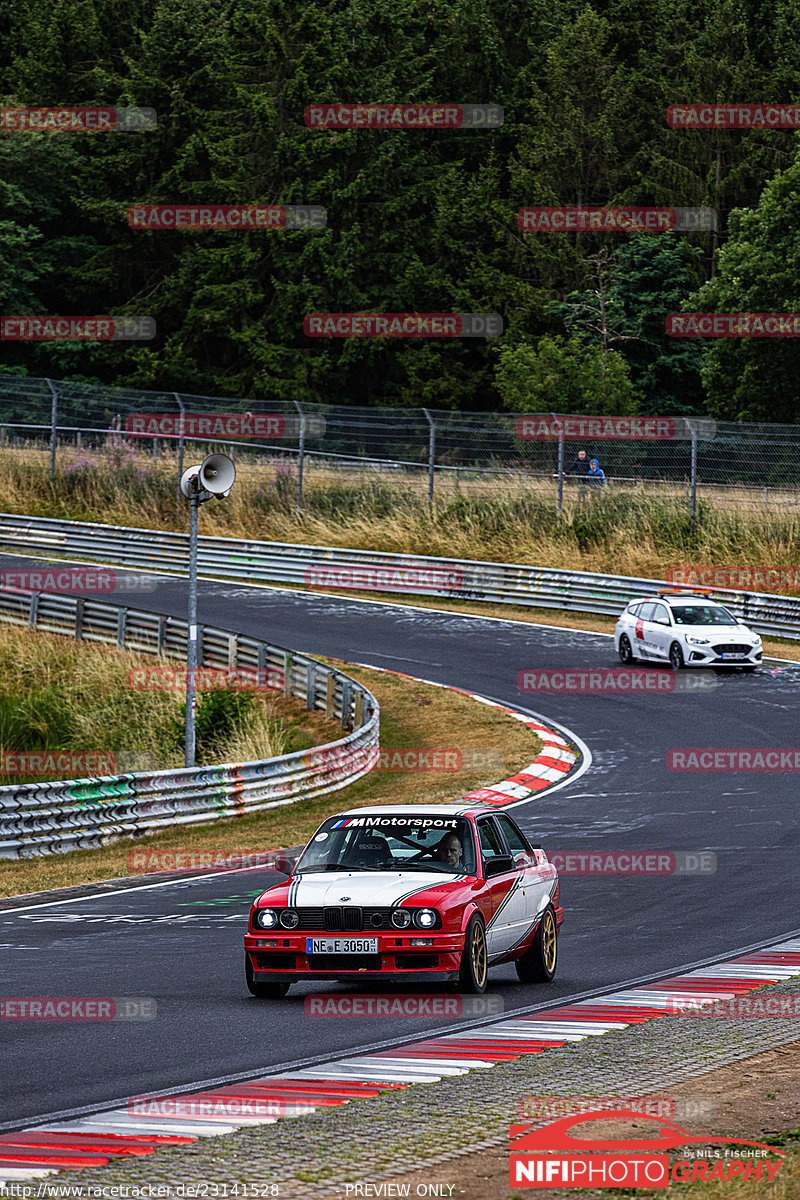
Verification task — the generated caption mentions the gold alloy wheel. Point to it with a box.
[471,921,488,987]
[542,909,557,974]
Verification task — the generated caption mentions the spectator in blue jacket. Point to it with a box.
[586,458,606,489]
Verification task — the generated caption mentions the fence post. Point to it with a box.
[174,393,186,505]
[423,408,435,507]
[690,427,698,520]
[46,379,58,480]
[294,400,306,514]
[552,412,564,518]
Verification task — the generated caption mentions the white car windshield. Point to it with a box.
[670,605,739,626]
[295,814,478,874]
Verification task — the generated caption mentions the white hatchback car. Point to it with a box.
[615,591,762,671]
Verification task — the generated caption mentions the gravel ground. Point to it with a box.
[35,977,800,1198]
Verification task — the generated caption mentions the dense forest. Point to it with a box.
[2,0,800,421]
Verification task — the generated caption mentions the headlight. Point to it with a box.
[254,908,278,929]
[279,909,299,929]
[686,636,711,646]
[391,909,412,929]
[414,908,437,929]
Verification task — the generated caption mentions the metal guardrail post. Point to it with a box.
[284,650,293,697]
[423,408,435,507]
[28,594,39,630]
[294,400,306,514]
[117,609,127,648]
[46,379,58,480]
[341,678,353,730]
[74,598,85,641]
[326,673,335,718]
[306,663,315,710]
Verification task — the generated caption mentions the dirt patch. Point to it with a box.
[380,1041,800,1200]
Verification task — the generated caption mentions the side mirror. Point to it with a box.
[271,853,296,875]
[484,854,514,877]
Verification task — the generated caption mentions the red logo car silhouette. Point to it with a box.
[510,1110,785,1156]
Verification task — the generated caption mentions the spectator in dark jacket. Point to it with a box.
[567,449,590,476]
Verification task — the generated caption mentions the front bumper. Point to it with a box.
[684,645,762,666]
[244,930,464,980]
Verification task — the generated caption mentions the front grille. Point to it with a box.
[395,954,439,969]
[323,906,362,931]
[308,954,382,971]
[291,907,398,931]
[712,643,752,654]
[255,953,296,970]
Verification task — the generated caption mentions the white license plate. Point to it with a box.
[306,938,379,955]
[720,653,747,660]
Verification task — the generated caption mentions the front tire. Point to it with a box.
[618,635,637,664]
[458,914,488,994]
[669,641,685,670]
[515,906,558,984]
[245,954,290,999]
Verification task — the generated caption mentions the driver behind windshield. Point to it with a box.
[434,833,465,871]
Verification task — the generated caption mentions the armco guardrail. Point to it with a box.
[0,588,379,859]
[1,512,800,641]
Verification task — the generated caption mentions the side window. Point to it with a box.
[651,603,671,626]
[628,602,643,617]
[638,602,656,622]
[477,818,506,860]
[496,815,529,855]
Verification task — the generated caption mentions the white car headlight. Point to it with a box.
[255,908,278,929]
[686,636,711,646]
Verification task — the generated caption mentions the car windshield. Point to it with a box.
[670,604,739,626]
[295,813,477,875]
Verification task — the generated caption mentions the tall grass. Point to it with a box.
[2,442,800,586]
[0,625,287,782]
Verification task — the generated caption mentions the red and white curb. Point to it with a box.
[3,939,799,1179]
[350,661,582,806]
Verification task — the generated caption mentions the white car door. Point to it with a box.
[647,601,674,660]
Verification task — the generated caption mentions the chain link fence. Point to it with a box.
[2,373,800,511]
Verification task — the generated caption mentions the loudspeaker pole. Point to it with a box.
[179,454,236,769]
[185,483,200,768]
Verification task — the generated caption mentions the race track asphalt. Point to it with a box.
[1,554,798,1126]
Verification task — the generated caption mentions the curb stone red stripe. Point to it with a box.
[6,957,800,1177]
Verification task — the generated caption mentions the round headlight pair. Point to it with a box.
[255,908,299,930]
[391,908,437,930]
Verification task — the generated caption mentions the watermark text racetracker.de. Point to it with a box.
[127,666,286,692]
[305,562,464,593]
[516,1094,717,1121]
[668,748,800,771]
[0,105,156,131]
[303,313,502,337]
[127,848,286,874]
[518,668,715,694]
[666,313,800,337]
[668,566,800,591]
[667,103,800,127]
[1,316,155,341]
[304,103,503,128]
[670,995,800,1017]
[128,205,325,230]
[1,568,156,594]
[0,997,155,1020]
[547,851,716,875]
[304,993,503,1018]
[303,747,506,773]
[518,207,716,233]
